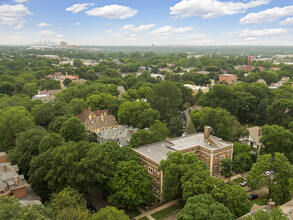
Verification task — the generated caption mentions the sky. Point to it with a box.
[0,0,293,46]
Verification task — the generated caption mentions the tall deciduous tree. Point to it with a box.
[107,160,153,209]
[92,206,129,220]
[149,81,182,122]
[247,153,293,205]
[60,117,87,142]
[220,159,233,183]
[177,194,234,220]
[0,106,34,151]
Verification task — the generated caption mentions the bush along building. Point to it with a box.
[134,126,233,198]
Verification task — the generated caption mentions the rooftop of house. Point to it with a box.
[38,89,62,96]
[117,86,126,95]
[0,163,26,191]
[220,74,236,77]
[135,132,232,164]
[247,126,262,146]
[84,114,118,130]
[77,109,110,123]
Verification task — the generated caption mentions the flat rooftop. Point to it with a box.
[135,133,232,164]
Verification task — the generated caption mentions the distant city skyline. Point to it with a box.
[0,0,293,46]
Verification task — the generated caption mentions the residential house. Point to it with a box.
[218,74,238,85]
[135,126,233,198]
[44,72,63,80]
[77,108,119,134]
[239,126,262,149]
[184,84,210,95]
[0,160,27,199]
[32,89,62,103]
[117,86,127,98]
[61,73,86,88]
[256,79,266,84]
[270,67,281,71]
[97,125,137,147]
[196,70,210,75]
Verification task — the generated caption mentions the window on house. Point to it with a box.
[157,187,159,192]
[206,155,209,159]
[202,153,204,157]
[215,154,218,159]
[154,177,156,181]
[148,167,153,174]
[157,169,160,174]
[220,155,225,161]
[154,168,157,173]
[215,162,217,167]
[196,150,199,154]
[214,171,217,175]
[144,162,147,167]
[157,177,160,183]
[227,150,230,155]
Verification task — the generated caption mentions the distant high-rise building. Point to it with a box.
[60,41,67,49]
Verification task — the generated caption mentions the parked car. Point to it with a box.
[240,180,248,187]
[265,171,271,176]
[248,194,258,200]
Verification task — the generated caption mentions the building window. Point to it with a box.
[154,168,157,173]
[154,177,156,181]
[215,162,217,167]
[215,154,218,159]
[148,167,153,174]
[144,162,147,167]
[157,187,160,192]
[220,155,225,161]
[157,169,160,174]
[157,177,160,183]
[206,155,209,159]
[214,171,217,175]
[227,150,230,155]
[202,153,204,157]
[196,150,199,154]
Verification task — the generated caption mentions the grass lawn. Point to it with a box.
[125,208,142,217]
[232,177,244,184]
[151,203,182,220]
[138,217,150,220]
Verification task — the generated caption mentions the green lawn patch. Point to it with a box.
[232,177,244,184]
[125,208,141,217]
[151,204,181,220]
[138,217,150,220]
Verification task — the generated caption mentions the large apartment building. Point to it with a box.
[134,126,233,198]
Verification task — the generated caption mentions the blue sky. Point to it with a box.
[0,0,293,45]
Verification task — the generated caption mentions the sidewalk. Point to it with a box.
[134,200,179,220]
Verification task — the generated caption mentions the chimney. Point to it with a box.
[13,176,19,186]
[101,114,104,122]
[258,127,261,137]
[269,199,275,210]
[3,164,7,172]
[204,126,211,141]
[66,72,68,76]
[37,90,41,95]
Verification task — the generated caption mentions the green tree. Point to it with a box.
[149,81,182,122]
[39,133,64,152]
[159,152,199,201]
[63,78,72,87]
[8,127,48,176]
[68,98,87,115]
[92,206,129,220]
[129,129,154,148]
[22,82,38,98]
[49,115,72,133]
[220,159,233,183]
[177,194,234,220]
[60,117,87,142]
[150,120,169,142]
[168,116,183,137]
[247,153,293,204]
[107,160,153,209]
[0,196,53,220]
[244,206,289,220]
[86,93,116,110]
[31,104,55,128]
[0,106,34,151]
[73,59,83,68]
[48,187,91,220]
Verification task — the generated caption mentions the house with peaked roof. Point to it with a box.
[77,108,119,134]
[239,126,262,149]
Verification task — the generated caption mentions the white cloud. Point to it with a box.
[0,4,32,29]
[55,34,63,38]
[86,4,137,19]
[280,17,293,26]
[239,28,288,38]
[105,29,112,33]
[14,0,28,3]
[121,24,155,32]
[151,25,194,35]
[38,22,50,27]
[74,22,81,26]
[66,3,94,14]
[240,5,293,24]
[170,0,269,18]
[39,30,55,36]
